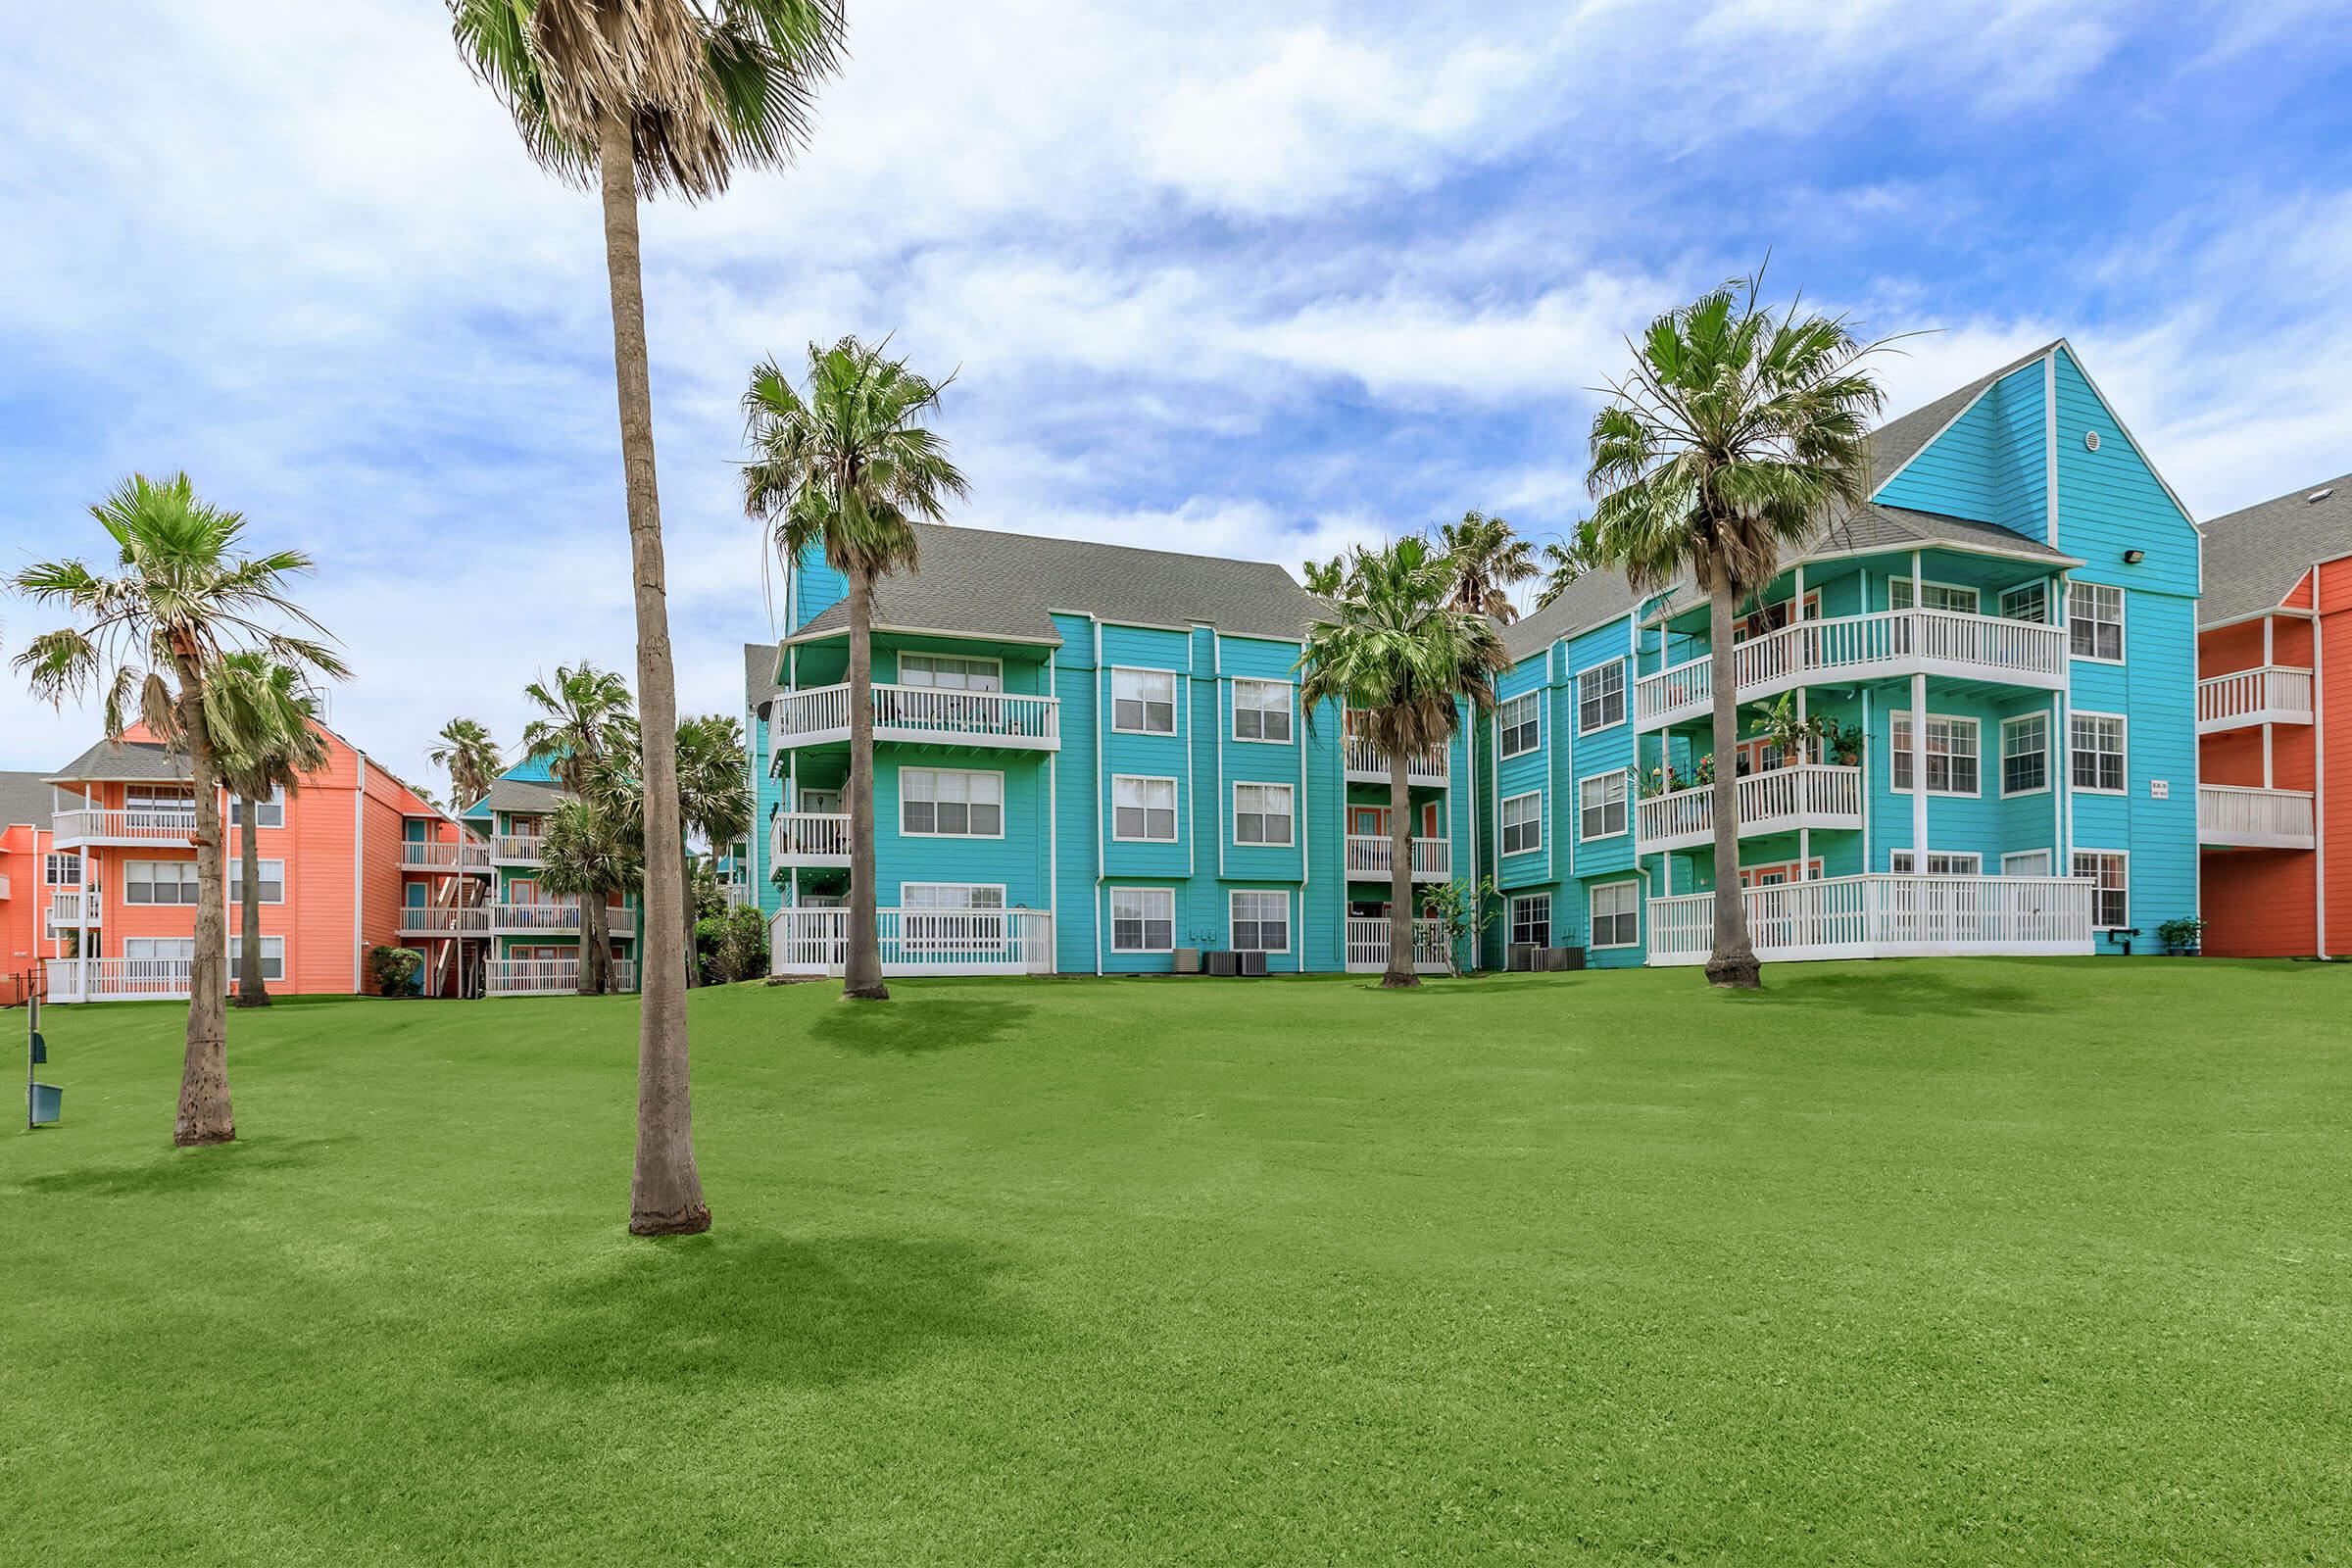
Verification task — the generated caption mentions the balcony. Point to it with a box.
[398,905,491,937]
[51,808,197,849]
[1648,873,2093,964]
[491,901,582,933]
[1343,735,1448,786]
[45,956,191,1003]
[771,683,1060,752]
[770,906,1054,977]
[44,891,101,935]
[1344,835,1451,881]
[2198,784,2317,850]
[491,833,544,865]
[1344,916,1451,974]
[399,838,493,872]
[1636,763,1864,854]
[771,810,853,867]
[485,957,638,997]
[2196,665,2314,734]
[1636,609,2068,729]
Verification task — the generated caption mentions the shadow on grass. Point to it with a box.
[18,1136,337,1198]
[474,1234,1032,1391]
[1739,968,2034,1018]
[811,998,1036,1055]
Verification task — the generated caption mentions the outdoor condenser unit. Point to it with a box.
[1238,952,1268,978]
[1507,944,1540,972]
[1543,947,1585,971]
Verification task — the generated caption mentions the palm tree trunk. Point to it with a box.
[234,796,270,1006]
[1704,563,1761,989]
[843,566,888,1000]
[1383,750,1418,989]
[172,654,234,1146]
[595,110,709,1235]
[579,898,610,995]
[682,850,701,988]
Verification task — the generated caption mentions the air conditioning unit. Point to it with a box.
[1238,952,1268,977]
[1544,946,1585,972]
[1507,944,1540,972]
[1206,952,1240,977]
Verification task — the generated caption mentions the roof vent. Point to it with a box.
[2309,487,2335,504]
[2082,431,2100,452]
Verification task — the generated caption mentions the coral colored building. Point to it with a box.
[2195,474,2349,956]
[0,771,62,1004]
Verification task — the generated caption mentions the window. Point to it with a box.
[1578,662,1626,733]
[1229,890,1290,954]
[2068,582,2125,662]
[1109,888,1175,953]
[900,883,1004,909]
[1999,582,2049,623]
[2070,713,2127,794]
[1500,792,1542,856]
[1578,771,1629,841]
[1112,775,1178,841]
[2000,713,2048,795]
[1889,578,1982,614]
[899,884,1006,952]
[233,785,284,829]
[1231,679,1292,743]
[1890,851,1983,874]
[1739,859,1823,887]
[1509,893,1551,949]
[44,854,80,887]
[2073,852,2129,929]
[123,937,195,961]
[1111,667,1178,734]
[2001,850,2052,876]
[124,859,200,905]
[900,768,1004,837]
[1590,882,1639,949]
[126,785,195,814]
[249,859,285,904]
[228,935,285,982]
[1233,783,1295,847]
[1499,693,1541,758]
[897,653,1003,692]
[1890,713,1980,795]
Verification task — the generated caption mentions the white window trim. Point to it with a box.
[1109,774,1180,843]
[1108,886,1176,954]
[2068,710,2130,797]
[2001,850,2053,876]
[252,858,286,904]
[895,650,1005,691]
[2067,581,2128,664]
[1575,660,1628,735]
[1889,711,1984,798]
[898,766,1008,840]
[1228,678,1295,746]
[1589,879,1641,951]
[1230,781,1296,848]
[1227,889,1293,955]
[897,882,1007,908]
[1888,576,1984,614]
[1890,851,1984,875]
[1576,769,1631,843]
[2072,849,2131,931]
[1109,664,1181,736]
[1498,691,1542,759]
[227,933,287,981]
[1998,581,2052,623]
[1509,892,1551,948]
[1998,712,2051,799]
[123,858,202,905]
[1499,789,1544,857]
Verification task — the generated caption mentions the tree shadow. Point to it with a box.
[472,1233,1034,1392]
[1739,968,2034,1019]
[17,1136,338,1198]
[810,998,1037,1055]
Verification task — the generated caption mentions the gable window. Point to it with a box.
[1500,791,1542,856]
[1231,679,1293,743]
[124,859,200,905]
[2001,713,2049,795]
[228,935,285,982]
[1889,579,1982,614]
[1109,888,1175,953]
[1589,881,1639,949]
[1233,783,1294,847]
[897,653,1003,693]
[1891,713,1980,796]
[1499,692,1541,758]
[2068,582,2126,662]
[1999,582,2050,623]
[1578,771,1629,841]
[2073,851,2129,929]
[2070,712,2127,794]
[1577,661,1626,733]
[233,785,285,829]
[1229,890,1290,954]
[1111,667,1178,734]
[1112,775,1179,842]
[1509,893,1550,949]
[900,768,1004,837]
[44,854,80,887]
[1890,851,1983,874]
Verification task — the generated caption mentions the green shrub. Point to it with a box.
[368,945,424,997]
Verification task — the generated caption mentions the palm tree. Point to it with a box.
[212,655,328,1008]
[1435,510,1537,623]
[1298,536,1507,988]
[11,472,344,1145]
[428,717,503,814]
[1301,556,1346,597]
[1534,520,1604,611]
[742,337,970,1002]
[1585,272,1887,989]
[674,714,753,988]
[448,0,845,1238]
[521,662,637,997]
[539,786,643,993]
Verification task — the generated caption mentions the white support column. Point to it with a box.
[1910,672,1929,868]
[1794,563,1809,879]
[2262,616,2276,788]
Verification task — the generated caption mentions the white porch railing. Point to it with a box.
[491,902,582,932]
[484,957,639,996]
[2196,665,2314,733]
[399,905,491,936]
[770,810,853,866]
[1344,915,1450,973]
[50,808,198,848]
[771,683,1060,750]
[1343,835,1452,880]
[399,838,493,871]
[1647,873,2093,964]
[1343,734,1448,784]
[492,833,545,864]
[45,891,101,930]
[2198,784,2317,849]
[44,956,193,1002]
[1637,609,2069,727]
[769,906,1054,976]
[1636,763,1864,853]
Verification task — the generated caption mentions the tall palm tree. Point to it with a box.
[1298,536,1507,988]
[448,0,845,1237]
[1534,520,1604,612]
[539,784,643,993]
[742,337,970,1002]
[428,717,503,814]
[11,472,344,1145]
[1585,272,1887,989]
[1435,510,1537,623]
[521,662,638,997]
[674,714,753,988]
[212,654,328,1008]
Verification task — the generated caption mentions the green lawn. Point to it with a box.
[4,960,2348,1564]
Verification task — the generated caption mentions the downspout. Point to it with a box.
[1296,640,1310,973]
[2315,567,2329,956]
[1047,646,1058,972]
[1213,633,1226,881]
[353,750,368,993]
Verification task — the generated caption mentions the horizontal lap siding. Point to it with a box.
[2323,561,2352,954]
[2200,849,2317,956]
[1875,363,2048,538]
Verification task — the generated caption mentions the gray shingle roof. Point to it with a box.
[0,770,52,828]
[790,522,1328,646]
[47,739,192,785]
[467,775,571,817]
[744,641,786,713]
[2199,473,2352,625]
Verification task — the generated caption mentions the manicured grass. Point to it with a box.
[4,960,2348,1564]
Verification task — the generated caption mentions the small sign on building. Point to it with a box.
[2149,779,2170,800]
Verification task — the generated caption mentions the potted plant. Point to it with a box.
[1175,930,1214,975]
[2157,915,2205,956]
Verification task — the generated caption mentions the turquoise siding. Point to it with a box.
[1875,359,2048,540]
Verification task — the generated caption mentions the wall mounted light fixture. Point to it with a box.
[2122,549,2145,564]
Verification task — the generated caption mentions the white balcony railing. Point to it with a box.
[45,891,102,930]
[399,838,493,871]
[1636,763,1864,853]
[491,902,582,933]
[2196,665,2315,733]
[492,833,545,864]
[1343,735,1448,785]
[1344,915,1451,974]
[770,906,1054,977]
[770,810,853,866]
[1343,835,1452,880]
[1636,609,2069,728]
[50,808,198,848]
[44,956,193,1003]
[771,683,1060,751]
[398,904,491,936]
[1647,873,2093,964]
[2198,784,2317,849]
[485,957,639,996]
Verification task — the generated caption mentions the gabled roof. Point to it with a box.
[0,770,52,828]
[466,774,570,818]
[2200,472,2352,626]
[790,522,1328,647]
[1864,341,2059,494]
[47,739,193,785]
[744,641,786,713]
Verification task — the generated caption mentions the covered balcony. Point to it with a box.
[485,958,638,997]
[1343,734,1447,786]
[1636,763,1863,854]
[50,807,197,850]
[44,891,101,936]
[1343,835,1451,881]
[45,956,191,1003]
[770,683,1059,752]
[399,838,493,873]
[770,810,853,868]
[2198,784,2317,850]
[770,906,1054,977]
[491,833,544,865]
[2196,666,2314,734]
[491,901,582,934]
[1647,873,2093,964]
[1344,916,1450,974]
[399,905,491,937]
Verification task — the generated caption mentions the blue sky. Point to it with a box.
[3,1,2348,790]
